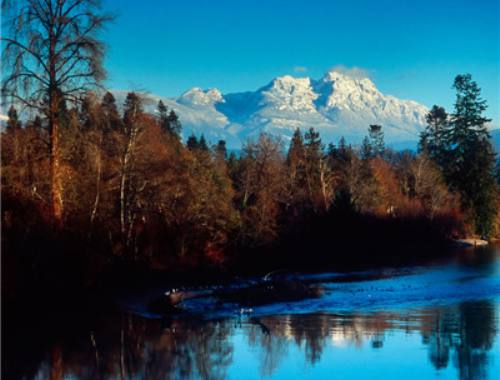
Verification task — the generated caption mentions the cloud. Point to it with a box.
[293,66,308,73]
[328,65,372,79]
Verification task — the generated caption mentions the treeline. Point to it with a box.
[2,73,498,285]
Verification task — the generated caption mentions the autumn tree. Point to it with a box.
[410,154,457,219]
[303,128,334,213]
[1,0,112,225]
[236,134,285,246]
[118,92,146,251]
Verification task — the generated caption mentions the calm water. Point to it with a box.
[5,248,500,380]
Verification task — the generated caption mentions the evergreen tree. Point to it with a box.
[286,128,307,211]
[79,93,100,131]
[155,100,182,141]
[6,106,22,132]
[215,140,228,160]
[167,110,182,139]
[464,138,497,237]
[198,135,209,151]
[419,105,449,169]
[27,115,43,132]
[101,92,121,132]
[123,92,144,135]
[328,136,353,193]
[448,74,496,237]
[187,134,199,150]
[360,136,372,160]
[287,129,306,167]
[368,124,385,157]
[157,100,169,133]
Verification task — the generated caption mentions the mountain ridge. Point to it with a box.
[113,69,431,149]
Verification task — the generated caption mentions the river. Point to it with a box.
[4,246,500,379]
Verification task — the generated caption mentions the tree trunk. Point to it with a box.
[90,132,103,237]
[50,95,64,227]
[49,26,63,227]
[319,159,330,213]
[120,111,139,248]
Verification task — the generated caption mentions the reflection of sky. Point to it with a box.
[221,250,500,379]
[226,304,500,380]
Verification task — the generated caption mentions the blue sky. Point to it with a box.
[102,0,499,125]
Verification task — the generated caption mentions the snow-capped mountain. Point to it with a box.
[115,69,431,149]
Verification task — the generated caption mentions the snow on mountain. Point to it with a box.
[114,69,430,149]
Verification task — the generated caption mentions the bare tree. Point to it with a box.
[1,0,113,225]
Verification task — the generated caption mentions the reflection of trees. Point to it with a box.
[9,300,498,380]
[419,301,497,379]
[15,314,233,380]
[243,301,497,378]
[118,316,234,380]
[247,318,289,377]
[454,301,496,380]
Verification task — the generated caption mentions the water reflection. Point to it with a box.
[4,299,498,380]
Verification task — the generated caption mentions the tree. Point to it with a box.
[285,129,307,213]
[6,105,21,132]
[360,136,372,160]
[187,134,199,150]
[419,105,449,169]
[5,106,22,162]
[410,153,458,219]
[368,124,385,157]
[198,135,209,151]
[167,110,182,139]
[328,136,353,195]
[448,74,496,237]
[119,92,145,249]
[156,100,181,140]
[101,92,121,132]
[1,0,113,225]
[303,128,333,213]
[157,100,169,132]
[215,140,227,160]
[236,134,285,246]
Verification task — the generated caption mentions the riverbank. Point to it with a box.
[454,238,489,247]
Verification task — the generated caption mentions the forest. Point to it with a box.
[1,0,499,296]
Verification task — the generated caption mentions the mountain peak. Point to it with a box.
[124,69,429,149]
[322,69,377,92]
[263,75,317,113]
[178,87,224,106]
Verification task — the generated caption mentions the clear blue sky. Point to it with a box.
[102,0,499,125]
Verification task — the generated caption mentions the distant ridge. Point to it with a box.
[112,69,429,149]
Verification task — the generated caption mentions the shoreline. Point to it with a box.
[453,238,489,248]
